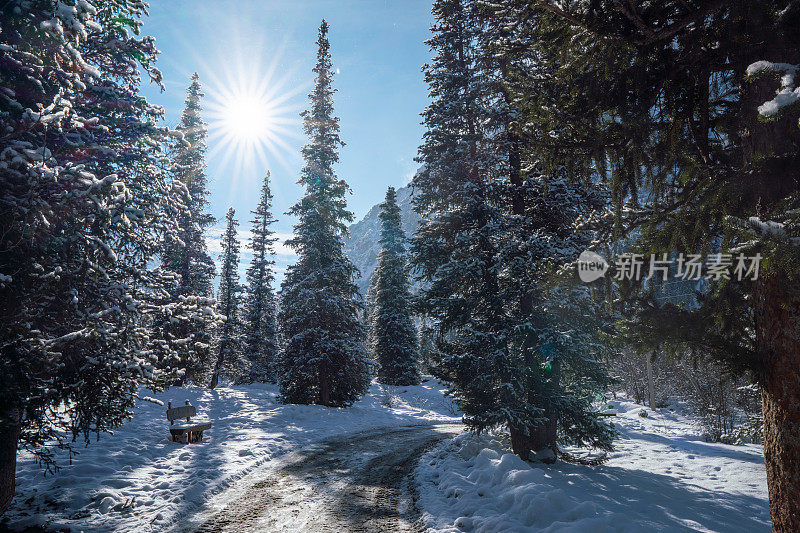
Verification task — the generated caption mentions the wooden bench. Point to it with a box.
[166,400,212,444]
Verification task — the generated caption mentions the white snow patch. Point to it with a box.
[748,216,787,237]
[416,397,771,532]
[747,60,800,118]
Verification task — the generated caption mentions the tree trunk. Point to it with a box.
[509,425,532,461]
[209,349,223,389]
[738,16,800,526]
[0,408,21,515]
[755,274,800,532]
[510,403,557,464]
[532,406,558,462]
[646,351,656,410]
[516,363,560,463]
[319,365,330,406]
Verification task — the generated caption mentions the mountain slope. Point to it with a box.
[344,184,419,295]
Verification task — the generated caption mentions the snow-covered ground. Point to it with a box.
[415,397,771,532]
[6,386,771,532]
[5,379,459,532]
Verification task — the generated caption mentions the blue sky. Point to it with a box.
[139,1,434,281]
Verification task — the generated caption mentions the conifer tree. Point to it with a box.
[0,0,174,513]
[171,73,216,296]
[414,0,614,463]
[239,172,279,384]
[495,0,800,523]
[161,73,218,383]
[413,0,514,447]
[480,2,616,460]
[148,179,220,387]
[210,208,242,389]
[499,177,616,460]
[369,187,420,386]
[278,20,372,407]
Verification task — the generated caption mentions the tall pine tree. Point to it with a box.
[414,0,614,463]
[413,0,514,449]
[369,187,420,386]
[239,172,279,384]
[278,20,372,407]
[210,208,242,389]
[171,73,216,296]
[161,73,218,384]
[478,0,616,460]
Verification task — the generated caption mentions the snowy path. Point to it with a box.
[187,423,463,532]
[6,381,460,532]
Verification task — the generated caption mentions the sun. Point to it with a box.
[202,50,308,188]
[222,95,275,142]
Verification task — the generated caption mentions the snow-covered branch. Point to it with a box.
[747,61,800,120]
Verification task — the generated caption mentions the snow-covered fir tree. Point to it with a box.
[172,72,215,295]
[414,0,614,463]
[210,208,243,389]
[278,20,372,407]
[238,172,279,384]
[369,187,420,385]
[413,0,513,450]
[160,73,218,384]
[170,73,217,296]
[482,2,616,460]
[486,0,800,523]
[500,178,616,460]
[0,0,176,513]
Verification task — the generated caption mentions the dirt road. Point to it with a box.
[192,423,462,533]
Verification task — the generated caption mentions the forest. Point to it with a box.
[1,1,799,531]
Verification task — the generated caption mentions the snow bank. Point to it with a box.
[416,397,771,532]
[5,378,459,532]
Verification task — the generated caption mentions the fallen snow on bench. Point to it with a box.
[416,397,770,532]
[6,379,459,532]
